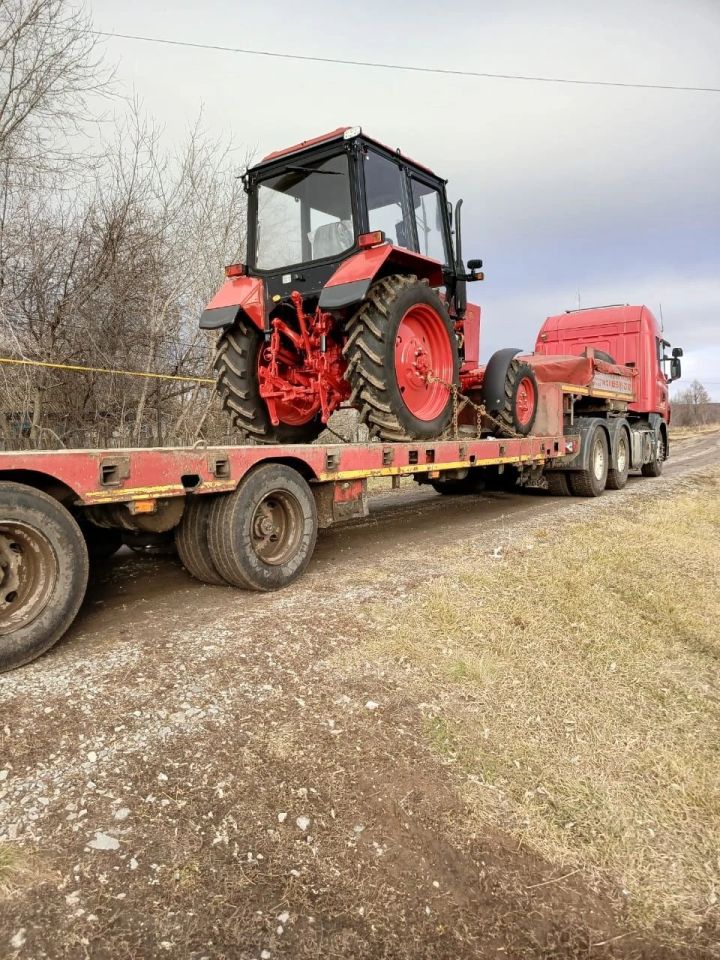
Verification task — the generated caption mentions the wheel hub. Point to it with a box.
[0,523,57,636]
[394,304,454,421]
[250,492,303,566]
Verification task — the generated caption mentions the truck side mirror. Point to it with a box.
[670,357,681,381]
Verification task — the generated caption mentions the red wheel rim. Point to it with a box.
[394,304,454,421]
[515,376,536,427]
[257,351,319,426]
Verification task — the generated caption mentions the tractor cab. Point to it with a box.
[243,126,464,313]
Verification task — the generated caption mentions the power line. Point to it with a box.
[92,29,720,94]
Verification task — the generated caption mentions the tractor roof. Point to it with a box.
[255,126,438,178]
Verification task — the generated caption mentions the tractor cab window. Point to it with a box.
[411,178,449,264]
[254,153,354,271]
[363,151,413,249]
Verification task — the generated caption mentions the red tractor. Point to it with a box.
[201,126,503,444]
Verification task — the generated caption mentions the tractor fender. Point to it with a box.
[481,348,523,414]
[318,244,444,311]
[199,276,265,331]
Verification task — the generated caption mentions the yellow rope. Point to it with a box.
[0,356,215,384]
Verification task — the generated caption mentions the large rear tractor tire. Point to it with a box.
[0,482,89,673]
[343,275,459,442]
[207,464,318,591]
[214,317,324,445]
[568,425,609,497]
[176,497,227,586]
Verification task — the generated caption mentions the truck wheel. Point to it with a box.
[492,360,539,437]
[207,464,318,591]
[215,317,324,445]
[0,482,89,673]
[545,472,571,496]
[175,497,227,586]
[641,429,665,477]
[606,429,630,490]
[568,426,608,497]
[344,275,459,441]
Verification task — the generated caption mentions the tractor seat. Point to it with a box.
[312,220,353,258]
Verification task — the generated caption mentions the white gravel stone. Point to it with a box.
[365,700,379,711]
[114,807,131,821]
[10,929,26,949]
[277,812,287,823]
[88,832,119,851]
[296,816,310,831]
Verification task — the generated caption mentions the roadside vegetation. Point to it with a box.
[366,469,720,939]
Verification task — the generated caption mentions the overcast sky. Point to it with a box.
[89,0,720,398]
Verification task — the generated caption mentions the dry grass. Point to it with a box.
[0,843,40,897]
[366,469,720,932]
[670,423,720,442]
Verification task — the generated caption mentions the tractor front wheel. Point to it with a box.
[344,276,459,442]
[214,318,324,445]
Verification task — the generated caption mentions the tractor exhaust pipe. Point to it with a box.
[454,198,467,319]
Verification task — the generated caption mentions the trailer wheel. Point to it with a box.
[606,428,630,490]
[545,472,571,496]
[568,426,608,497]
[207,464,318,591]
[176,497,227,586]
[0,482,89,673]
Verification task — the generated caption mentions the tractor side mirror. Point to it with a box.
[670,357,682,381]
[672,346,684,358]
[467,259,483,270]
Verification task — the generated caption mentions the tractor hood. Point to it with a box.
[200,276,265,331]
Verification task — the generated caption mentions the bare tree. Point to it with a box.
[673,380,712,427]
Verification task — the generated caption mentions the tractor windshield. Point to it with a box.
[254,154,354,271]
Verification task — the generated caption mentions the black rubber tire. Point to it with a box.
[343,275,459,441]
[568,426,609,497]
[641,428,665,477]
[175,497,227,586]
[482,465,519,491]
[430,471,485,495]
[545,472,571,496]
[207,463,318,591]
[584,348,616,364]
[0,482,89,673]
[77,520,123,563]
[493,360,539,437]
[214,317,324,445]
[606,428,630,490]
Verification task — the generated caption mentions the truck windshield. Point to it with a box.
[254,154,354,271]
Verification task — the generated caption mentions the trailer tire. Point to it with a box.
[207,464,318,591]
[568,426,608,497]
[545,472,571,496]
[430,472,484,495]
[176,497,227,586]
[0,482,89,673]
[606,428,630,490]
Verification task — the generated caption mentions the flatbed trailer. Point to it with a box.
[0,431,580,673]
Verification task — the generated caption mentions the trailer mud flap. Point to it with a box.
[314,479,368,528]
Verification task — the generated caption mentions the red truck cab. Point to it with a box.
[535,304,681,421]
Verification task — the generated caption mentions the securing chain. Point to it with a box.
[425,372,525,441]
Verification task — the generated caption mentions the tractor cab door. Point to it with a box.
[409,177,451,266]
[362,150,415,249]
